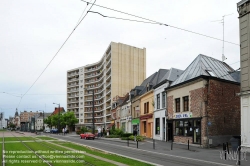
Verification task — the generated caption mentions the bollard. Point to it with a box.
[188,140,189,150]
[153,139,155,149]
[226,142,229,154]
[171,140,173,150]
[223,143,227,160]
[238,146,241,165]
[137,140,138,148]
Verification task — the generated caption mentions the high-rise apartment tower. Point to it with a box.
[67,42,146,129]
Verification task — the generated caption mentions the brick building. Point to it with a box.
[166,54,240,147]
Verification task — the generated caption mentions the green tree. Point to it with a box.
[44,116,52,129]
[62,111,78,132]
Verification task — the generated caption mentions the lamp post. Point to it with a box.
[53,103,60,134]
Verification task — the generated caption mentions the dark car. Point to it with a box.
[80,132,95,140]
[50,129,58,134]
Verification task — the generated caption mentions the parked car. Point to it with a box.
[44,129,51,133]
[80,132,95,140]
[50,129,58,134]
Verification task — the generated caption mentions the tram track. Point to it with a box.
[10,132,53,166]
[2,131,5,166]
[12,132,94,166]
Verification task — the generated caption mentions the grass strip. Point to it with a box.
[35,137,57,140]
[18,137,37,141]
[52,141,153,166]
[0,143,2,164]
[4,142,46,166]
[4,137,18,142]
[26,142,115,166]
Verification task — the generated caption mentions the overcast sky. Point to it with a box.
[0,0,241,119]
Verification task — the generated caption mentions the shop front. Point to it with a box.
[171,112,202,144]
[132,118,140,135]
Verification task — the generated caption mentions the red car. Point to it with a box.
[80,132,95,140]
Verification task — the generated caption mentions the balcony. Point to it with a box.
[67,83,79,88]
[67,72,79,78]
[68,78,79,83]
[68,99,79,104]
[85,70,103,79]
[84,63,104,73]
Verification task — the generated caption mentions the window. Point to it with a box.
[143,121,147,133]
[144,102,149,114]
[175,120,193,136]
[183,96,189,112]
[155,118,160,134]
[157,94,160,109]
[206,70,216,77]
[175,98,180,112]
[162,92,166,108]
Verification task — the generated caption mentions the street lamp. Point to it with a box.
[53,103,60,133]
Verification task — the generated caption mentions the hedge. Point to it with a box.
[121,133,133,137]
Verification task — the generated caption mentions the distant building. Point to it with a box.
[67,42,146,131]
[20,111,42,132]
[35,113,51,131]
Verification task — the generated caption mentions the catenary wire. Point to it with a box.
[82,0,239,46]
[16,0,97,109]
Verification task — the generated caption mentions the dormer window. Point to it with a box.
[206,70,216,77]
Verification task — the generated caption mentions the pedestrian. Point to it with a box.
[98,127,101,138]
[106,128,109,136]
[62,128,65,135]
[133,127,137,142]
[102,128,105,137]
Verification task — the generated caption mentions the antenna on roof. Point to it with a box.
[211,13,233,61]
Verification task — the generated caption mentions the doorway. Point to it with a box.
[167,122,173,141]
[163,117,165,141]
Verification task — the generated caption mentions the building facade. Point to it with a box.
[153,68,183,141]
[166,55,240,147]
[67,42,146,131]
[237,0,250,152]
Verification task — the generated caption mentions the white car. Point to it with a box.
[44,129,51,133]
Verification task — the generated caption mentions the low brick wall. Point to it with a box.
[174,136,193,144]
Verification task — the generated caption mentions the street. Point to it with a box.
[45,133,248,166]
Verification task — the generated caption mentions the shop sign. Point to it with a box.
[173,112,192,119]
[132,118,139,124]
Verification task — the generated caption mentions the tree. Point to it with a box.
[44,116,52,129]
[62,111,78,132]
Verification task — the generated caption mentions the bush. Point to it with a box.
[121,133,133,137]
[109,128,124,136]
[80,127,89,133]
[105,135,120,138]
[76,131,81,135]
[128,135,144,141]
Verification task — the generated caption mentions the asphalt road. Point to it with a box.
[45,133,248,166]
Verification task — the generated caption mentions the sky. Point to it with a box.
[0,0,241,119]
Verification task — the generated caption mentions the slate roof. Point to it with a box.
[154,68,184,89]
[139,69,169,95]
[171,54,240,87]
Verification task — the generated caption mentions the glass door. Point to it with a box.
[193,119,201,144]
